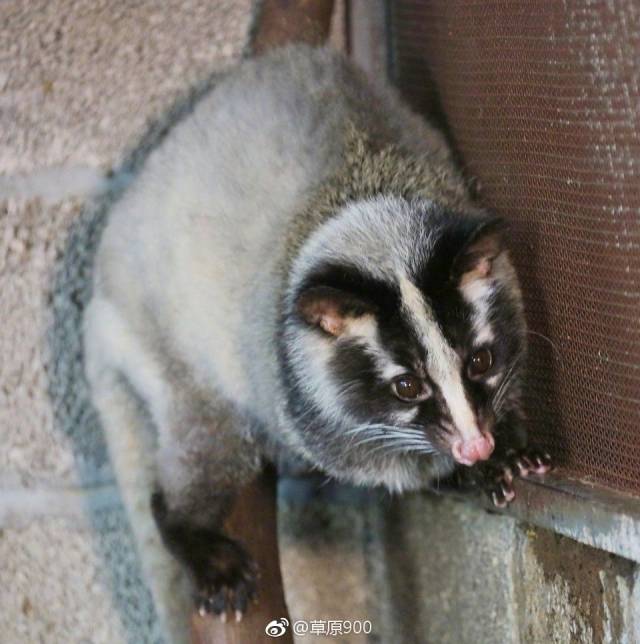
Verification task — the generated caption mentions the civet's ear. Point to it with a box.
[452,218,505,285]
[295,286,375,337]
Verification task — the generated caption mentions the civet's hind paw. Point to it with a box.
[192,532,258,621]
[151,491,258,621]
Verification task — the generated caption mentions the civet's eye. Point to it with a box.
[392,374,425,402]
[468,348,493,378]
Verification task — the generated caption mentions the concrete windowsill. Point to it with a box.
[469,471,640,564]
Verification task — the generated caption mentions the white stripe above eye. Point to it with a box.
[398,275,481,442]
[357,327,417,386]
[460,278,495,346]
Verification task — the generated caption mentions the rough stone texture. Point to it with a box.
[362,492,640,644]
[277,484,637,644]
[0,0,254,174]
[0,197,91,488]
[0,2,253,642]
[0,505,160,644]
[516,526,640,644]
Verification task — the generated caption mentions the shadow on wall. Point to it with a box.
[46,68,234,644]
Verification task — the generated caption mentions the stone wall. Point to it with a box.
[0,3,253,642]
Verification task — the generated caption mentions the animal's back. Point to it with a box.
[96,47,432,412]
[93,48,334,404]
[93,45,448,414]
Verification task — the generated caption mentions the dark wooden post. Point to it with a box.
[251,0,336,54]
[191,471,293,644]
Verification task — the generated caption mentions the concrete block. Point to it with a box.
[279,493,371,643]
[0,503,159,644]
[278,486,520,644]
[366,493,518,644]
[0,0,253,174]
[363,493,640,643]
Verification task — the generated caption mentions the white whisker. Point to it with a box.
[491,353,524,413]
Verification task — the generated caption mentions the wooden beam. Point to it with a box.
[191,470,293,644]
[251,0,336,55]
[346,0,389,81]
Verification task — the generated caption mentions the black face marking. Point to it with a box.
[329,338,397,420]
[295,262,401,315]
[376,305,425,370]
[488,283,527,359]
[413,209,503,292]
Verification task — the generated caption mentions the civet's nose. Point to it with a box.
[451,432,495,466]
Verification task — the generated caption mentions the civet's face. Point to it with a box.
[281,197,526,491]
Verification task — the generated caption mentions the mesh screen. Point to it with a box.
[388,0,640,494]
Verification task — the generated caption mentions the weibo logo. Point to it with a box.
[265,618,289,637]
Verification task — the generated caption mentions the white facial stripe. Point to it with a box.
[341,314,378,340]
[398,275,480,441]
[347,318,410,382]
[293,331,345,424]
[381,363,410,381]
[461,278,495,346]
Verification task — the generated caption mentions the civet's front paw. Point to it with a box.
[191,533,258,621]
[483,447,553,508]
